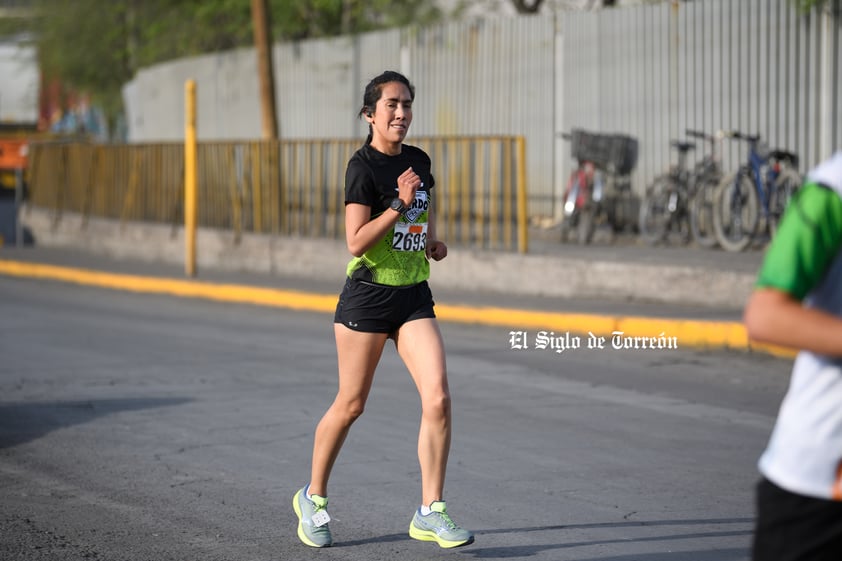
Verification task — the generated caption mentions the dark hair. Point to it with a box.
[359,70,415,143]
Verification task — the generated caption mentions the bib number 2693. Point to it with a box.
[392,222,428,252]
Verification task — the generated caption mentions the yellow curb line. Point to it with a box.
[0,259,337,313]
[0,259,794,358]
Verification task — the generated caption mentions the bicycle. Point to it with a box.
[638,138,697,245]
[686,129,724,248]
[639,129,725,247]
[560,129,638,245]
[711,132,801,252]
[559,131,605,245]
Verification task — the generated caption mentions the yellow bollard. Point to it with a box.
[516,136,529,254]
[184,80,197,277]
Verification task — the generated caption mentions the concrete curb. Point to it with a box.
[21,206,757,309]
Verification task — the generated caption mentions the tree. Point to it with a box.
[33,0,135,128]
[793,0,826,10]
[271,0,443,38]
[30,0,445,135]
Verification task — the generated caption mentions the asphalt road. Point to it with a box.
[0,274,792,561]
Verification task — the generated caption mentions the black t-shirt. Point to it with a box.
[343,143,437,285]
[345,143,435,212]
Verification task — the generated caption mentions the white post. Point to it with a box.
[819,5,833,160]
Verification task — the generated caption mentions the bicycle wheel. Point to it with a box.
[689,175,719,248]
[576,202,596,245]
[768,167,802,238]
[669,201,691,246]
[560,216,572,242]
[560,170,583,243]
[638,176,673,245]
[712,171,759,252]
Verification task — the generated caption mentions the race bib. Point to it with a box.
[392,191,428,252]
[392,222,428,252]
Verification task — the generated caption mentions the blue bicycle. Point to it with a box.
[712,131,801,252]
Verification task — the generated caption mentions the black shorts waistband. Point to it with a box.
[350,278,425,290]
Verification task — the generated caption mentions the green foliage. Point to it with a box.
[0,19,28,38]
[26,0,445,129]
[791,0,831,12]
[131,0,254,65]
[32,0,132,121]
[270,0,442,38]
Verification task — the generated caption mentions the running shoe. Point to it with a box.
[408,500,474,548]
[293,486,332,547]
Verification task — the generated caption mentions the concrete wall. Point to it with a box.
[0,40,38,124]
[21,206,756,310]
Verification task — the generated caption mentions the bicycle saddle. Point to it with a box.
[770,150,798,167]
[670,141,695,153]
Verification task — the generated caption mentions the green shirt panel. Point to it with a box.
[756,182,842,300]
[346,195,431,286]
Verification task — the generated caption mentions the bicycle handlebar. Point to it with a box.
[685,129,711,140]
[686,129,728,141]
[721,130,760,143]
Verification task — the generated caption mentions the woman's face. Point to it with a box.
[367,81,413,152]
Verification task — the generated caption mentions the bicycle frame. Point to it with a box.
[684,129,724,249]
[560,129,638,244]
[637,139,696,246]
[747,138,775,216]
[714,131,801,251]
[728,132,792,219]
[563,160,602,217]
[686,129,723,185]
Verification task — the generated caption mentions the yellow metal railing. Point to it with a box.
[26,136,529,252]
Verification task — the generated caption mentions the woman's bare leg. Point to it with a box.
[394,318,451,506]
[308,324,388,497]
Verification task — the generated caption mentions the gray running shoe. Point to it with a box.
[293,486,332,547]
[408,501,474,548]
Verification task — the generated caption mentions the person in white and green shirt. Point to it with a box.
[744,151,842,560]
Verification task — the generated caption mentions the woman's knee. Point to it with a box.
[332,397,366,424]
[422,392,451,420]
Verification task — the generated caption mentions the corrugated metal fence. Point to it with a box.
[122,0,841,221]
[562,0,842,200]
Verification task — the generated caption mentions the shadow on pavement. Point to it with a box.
[0,397,192,448]
[335,518,753,559]
[460,518,752,559]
